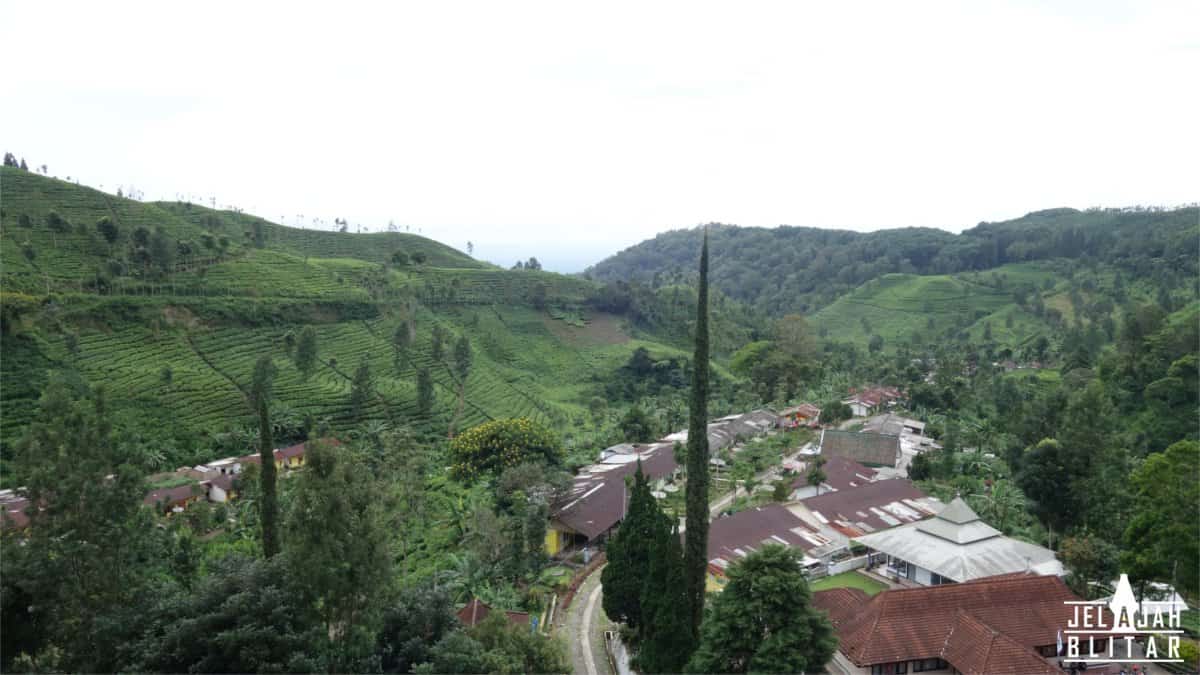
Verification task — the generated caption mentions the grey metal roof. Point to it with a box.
[852,498,1064,582]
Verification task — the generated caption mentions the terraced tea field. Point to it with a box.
[812,273,1017,348]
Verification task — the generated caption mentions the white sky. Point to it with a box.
[2,1,1197,272]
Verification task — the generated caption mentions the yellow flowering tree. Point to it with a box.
[449,418,563,481]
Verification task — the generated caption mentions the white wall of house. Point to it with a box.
[913,565,932,585]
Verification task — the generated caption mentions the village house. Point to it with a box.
[143,482,205,514]
[0,489,30,531]
[789,455,878,500]
[819,429,902,468]
[547,410,779,556]
[706,504,831,590]
[794,478,941,540]
[546,441,678,556]
[779,403,822,429]
[854,497,1064,586]
[815,572,1107,675]
[843,386,904,418]
[704,479,941,587]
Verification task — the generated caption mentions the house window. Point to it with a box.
[913,658,945,672]
[871,664,906,675]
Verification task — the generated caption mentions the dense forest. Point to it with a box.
[585,207,1199,314]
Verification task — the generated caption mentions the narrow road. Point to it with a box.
[708,446,808,517]
[560,564,612,675]
[580,582,604,675]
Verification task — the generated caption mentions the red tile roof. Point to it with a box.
[813,573,1102,671]
[942,610,1059,675]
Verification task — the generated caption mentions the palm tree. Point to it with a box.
[969,480,1026,534]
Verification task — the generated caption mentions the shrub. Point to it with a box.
[449,417,563,480]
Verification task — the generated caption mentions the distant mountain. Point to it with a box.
[584,207,1199,316]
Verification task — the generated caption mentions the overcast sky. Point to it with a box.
[3,1,1196,272]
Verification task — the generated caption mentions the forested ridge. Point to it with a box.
[585,206,1199,314]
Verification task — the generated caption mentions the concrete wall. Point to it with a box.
[827,555,870,576]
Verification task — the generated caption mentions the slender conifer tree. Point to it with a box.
[258,397,280,558]
[683,228,710,638]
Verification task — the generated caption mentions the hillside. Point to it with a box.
[585,208,1200,317]
[0,167,704,474]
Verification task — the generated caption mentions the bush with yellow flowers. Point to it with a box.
[449,417,564,481]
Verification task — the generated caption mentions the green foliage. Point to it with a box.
[294,326,318,379]
[453,335,472,380]
[619,403,657,442]
[417,367,434,416]
[819,400,852,424]
[448,418,563,480]
[258,399,280,558]
[416,612,569,674]
[6,377,160,672]
[638,522,696,673]
[95,216,118,245]
[133,554,324,673]
[376,584,458,674]
[686,545,837,674]
[683,230,711,641]
[602,462,668,630]
[1122,440,1200,597]
[286,441,392,639]
[349,359,374,411]
[1061,533,1120,599]
[587,209,1199,323]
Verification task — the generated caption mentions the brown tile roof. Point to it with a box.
[143,483,203,510]
[942,610,1059,675]
[551,445,678,541]
[236,437,342,465]
[791,455,877,492]
[781,403,821,419]
[820,429,900,467]
[800,478,938,535]
[707,504,829,569]
[456,598,530,629]
[813,573,1101,670]
[204,473,236,492]
[0,496,30,530]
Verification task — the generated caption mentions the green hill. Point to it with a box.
[585,208,1200,317]
[0,167,696,474]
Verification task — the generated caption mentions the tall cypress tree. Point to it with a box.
[639,522,696,673]
[683,228,710,638]
[258,397,280,558]
[601,461,664,631]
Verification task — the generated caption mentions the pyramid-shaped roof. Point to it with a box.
[938,496,980,524]
[915,497,1001,545]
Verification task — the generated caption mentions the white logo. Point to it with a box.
[1063,574,1185,665]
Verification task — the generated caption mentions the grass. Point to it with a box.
[810,571,889,596]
